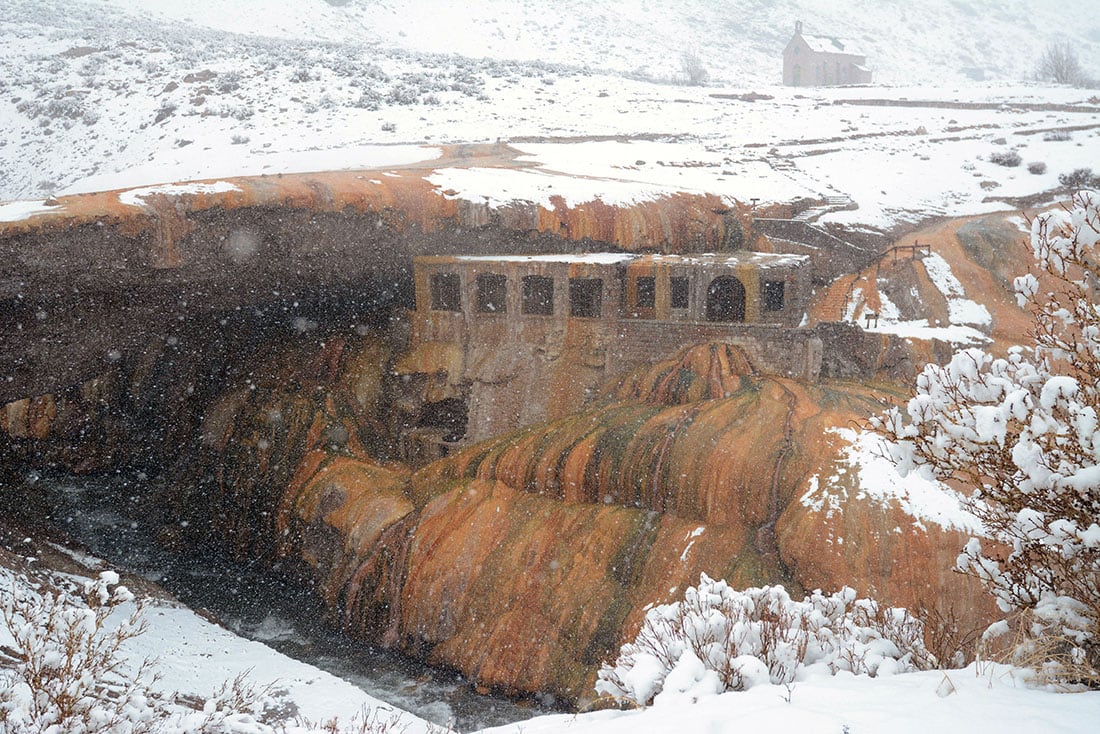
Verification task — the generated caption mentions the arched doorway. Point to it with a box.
[706,276,746,322]
[416,398,468,442]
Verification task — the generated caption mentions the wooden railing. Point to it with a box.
[839,240,932,320]
[882,241,931,264]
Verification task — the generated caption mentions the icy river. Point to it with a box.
[35,471,559,731]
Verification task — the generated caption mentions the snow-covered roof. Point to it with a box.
[448,253,635,265]
[429,252,810,269]
[800,33,866,58]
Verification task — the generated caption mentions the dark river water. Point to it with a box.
[31,471,559,732]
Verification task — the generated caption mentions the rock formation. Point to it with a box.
[75,331,983,703]
[1,193,1040,706]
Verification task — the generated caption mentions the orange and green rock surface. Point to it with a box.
[176,337,995,702]
[0,200,1042,704]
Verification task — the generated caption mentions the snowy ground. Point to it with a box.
[128,603,437,730]
[2,0,1100,230]
[0,567,439,732]
[40,0,1100,88]
[478,665,1100,734]
[3,2,1100,731]
[4,550,1097,734]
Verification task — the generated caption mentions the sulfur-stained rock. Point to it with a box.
[357,342,995,700]
[0,320,1002,705]
[607,341,756,405]
[394,476,754,698]
[276,450,413,636]
[775,429,997,630]
[0,395,56,440]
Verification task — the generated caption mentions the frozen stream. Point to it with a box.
[36,472,559,732]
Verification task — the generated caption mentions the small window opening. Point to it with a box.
[635,276,656,309]
[430,272,461,312]
[670,277,690,309]
[476,273,507,314]
[763,280,786,312]
[570,278,603,318]
[522,275,554,315]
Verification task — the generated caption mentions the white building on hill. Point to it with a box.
[783,20,872,87]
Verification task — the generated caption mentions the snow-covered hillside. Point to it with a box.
[67,0,1100,86]
[2,0,1100,229]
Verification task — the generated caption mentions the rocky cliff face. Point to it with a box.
[47,329,980,702]
[1,326,998,703]
[3,202,1038,705]
[0,150,753,402]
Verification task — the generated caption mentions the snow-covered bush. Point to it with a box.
[596,574,930,706]
[989,150,1022,168]
[216,71,241,94]
[0,570,161,733]
[1036,40,1085,86]
[351,89,382,110]
[386,83,421,106]
[0,570,425,733]
[680,50,709,86]
[1060,168,1100,190]
[874,190,1100,681]
[172,672,286,733]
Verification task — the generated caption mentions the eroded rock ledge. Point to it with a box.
[6,329,986,704]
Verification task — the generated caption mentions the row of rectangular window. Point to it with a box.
[633,276,691,310]
[429,272,784,318]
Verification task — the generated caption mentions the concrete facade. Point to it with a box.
[409,251,811,330]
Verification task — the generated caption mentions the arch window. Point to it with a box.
[705,276,746,322]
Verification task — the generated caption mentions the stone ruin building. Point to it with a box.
[394,251,826,462]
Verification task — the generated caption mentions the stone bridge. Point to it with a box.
[0,152,748,403]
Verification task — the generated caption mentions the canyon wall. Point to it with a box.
[0,154,749,402]
[2,325,997,704]
[0,180,1035,706]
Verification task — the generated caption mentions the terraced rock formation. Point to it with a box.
[1,200,1042,706]
[145,336,994,703]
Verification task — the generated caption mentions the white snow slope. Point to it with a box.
[2,0,1100,229]
[0,569,438,733]
[477,664,1100,734]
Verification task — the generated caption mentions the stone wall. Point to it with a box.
[400,309,828,446]
[398,305,944,450]
[608,321,822,382]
